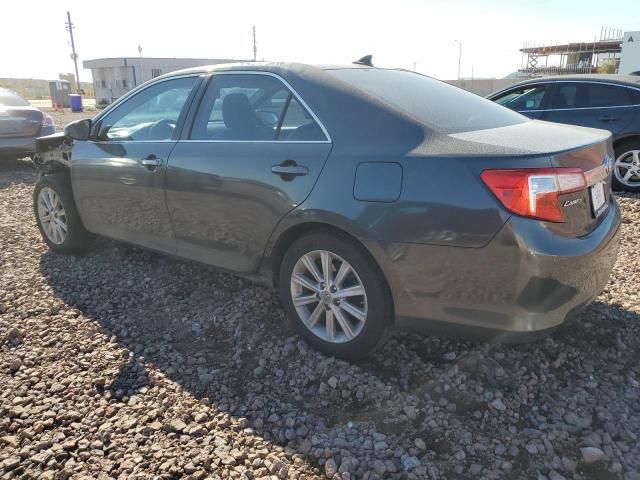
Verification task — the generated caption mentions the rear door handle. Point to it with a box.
[598,115,618,122]
[271,161,308,178]
[140,154,164,170]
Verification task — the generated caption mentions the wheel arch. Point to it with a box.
[612,134,640,151]
[265,220,397,322]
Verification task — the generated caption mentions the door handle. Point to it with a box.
[140,154,164,170]
[271,161,308,179]
[598,115,618,122]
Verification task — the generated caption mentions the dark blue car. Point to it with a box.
[489,75,640,192]
[0,88,55,160]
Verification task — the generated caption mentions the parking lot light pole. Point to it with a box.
[454,40,462,80]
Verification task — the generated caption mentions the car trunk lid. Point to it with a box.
[442,119,613,236]
[0,106,42,138]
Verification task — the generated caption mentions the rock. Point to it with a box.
[414,438,426,451]
[164,419,187,433]
[491,399,507,411]
[2,456,21,471]
[327,376,338,388]
[325,458,338,477]
[580,447,606,463]
[373,460,386,476]
[9,358,21,372]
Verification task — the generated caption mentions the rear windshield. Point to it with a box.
[0,93,30,107]
[326,68,527,134]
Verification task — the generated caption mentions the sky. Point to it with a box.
[2,0,639,83]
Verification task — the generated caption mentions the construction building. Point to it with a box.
[519,29,640,77]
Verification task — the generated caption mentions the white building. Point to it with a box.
[83,57,246,106]
[619,31,640,74]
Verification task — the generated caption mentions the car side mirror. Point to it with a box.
[64,118,92,141]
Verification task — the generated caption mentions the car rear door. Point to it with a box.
[542,82,636,135]
[165,72,332,273]
[70,75,200,252]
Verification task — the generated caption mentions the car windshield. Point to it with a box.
[326,68,527,134]
[0,90,30,107]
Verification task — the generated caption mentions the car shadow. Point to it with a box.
[0,156,37,189]
[36,233,640,478]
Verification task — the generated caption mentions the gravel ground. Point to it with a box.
[1,158,639,480]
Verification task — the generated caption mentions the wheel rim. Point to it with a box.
[37,187,67,245]
[290,250,368,344]
[614,149,640,187]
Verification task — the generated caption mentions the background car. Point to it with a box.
[0,87,55,160]
[33,63,620,360]
[488,75,640,192]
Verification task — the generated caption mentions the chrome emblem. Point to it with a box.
[603,154,612,175]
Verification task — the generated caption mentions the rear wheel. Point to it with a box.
[279,231,393,360]
[33,174,93,253]
[612,141,640,192]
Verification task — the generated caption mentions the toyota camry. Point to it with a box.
[32,61,620,360]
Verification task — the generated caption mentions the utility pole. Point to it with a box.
[252,26,257,61]
[454,40,462,80]
[65,11,81,94]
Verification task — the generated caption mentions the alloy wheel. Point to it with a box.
[290,250,368,343]
[614,150,640,188]
[37,187,67,245]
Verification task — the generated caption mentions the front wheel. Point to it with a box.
[33,174,93,253]
[612,141,640,192]
[279,231,393,361]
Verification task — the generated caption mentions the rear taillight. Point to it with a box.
[42,113,54,127]
[481,168,586,222]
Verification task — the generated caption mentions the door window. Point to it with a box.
[96,76,198,141]
[494,86,547,111]
[190,74,327,141]
[550,83,632,109]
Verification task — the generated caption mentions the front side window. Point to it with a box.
[494,86,547,111]
[96,76,197,141]
[190,74,327,141]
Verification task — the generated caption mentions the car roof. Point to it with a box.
[507,74,640,88]
[154,61,375,80]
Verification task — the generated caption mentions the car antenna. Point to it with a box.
[353,55,374,67]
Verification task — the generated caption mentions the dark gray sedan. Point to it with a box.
[0,88,55,159]
[32,62,620,359]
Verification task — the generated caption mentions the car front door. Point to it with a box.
[165,72,332,273]
[542,82,636,135]
[491,84,550,119]
[71,75,200,252]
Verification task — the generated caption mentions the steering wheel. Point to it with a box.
[148,119,176,140]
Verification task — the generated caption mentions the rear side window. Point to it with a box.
[0,93,30,107]
[551,83,632,108]
[190,74,327,141]
[326,68,527,134]
[494,86,548,111]
[629,88,640,104]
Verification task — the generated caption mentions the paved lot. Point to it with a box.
[0,158,639,479]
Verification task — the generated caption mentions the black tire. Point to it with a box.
[33,174,93,253]
[279,231,393,361]
[612,140,640,192]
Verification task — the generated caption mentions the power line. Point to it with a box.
[65,11,81,94]
[253,26,257,61]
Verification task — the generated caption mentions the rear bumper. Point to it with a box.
[0,127,55,155]
[386,198,621,339]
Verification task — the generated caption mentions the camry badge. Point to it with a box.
[603,154,612,175]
